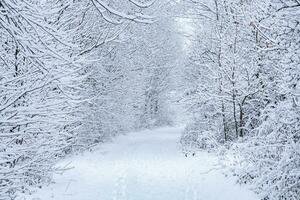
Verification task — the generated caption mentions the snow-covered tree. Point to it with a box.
[180,0,300,199]
[0,1,82,198]
[0,0,157,198]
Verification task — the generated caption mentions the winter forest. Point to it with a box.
[0,0,299,200]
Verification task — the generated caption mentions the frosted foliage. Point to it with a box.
[0,0,299,200]
[180,0,300,199]
[0,0,164,199]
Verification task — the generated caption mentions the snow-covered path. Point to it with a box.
[21,127,258,200]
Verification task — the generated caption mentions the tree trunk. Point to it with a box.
[222,100,228,141]
[239,104,244,137]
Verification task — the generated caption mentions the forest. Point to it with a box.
[0,0,299,200]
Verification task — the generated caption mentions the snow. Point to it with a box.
[19,127,259,200]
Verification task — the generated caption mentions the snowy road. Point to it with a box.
[21,127,258,200]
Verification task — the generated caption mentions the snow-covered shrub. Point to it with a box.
[180,122,218,154]
[228,101,300,200]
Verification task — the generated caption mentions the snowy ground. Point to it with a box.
[19,127,258,200]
